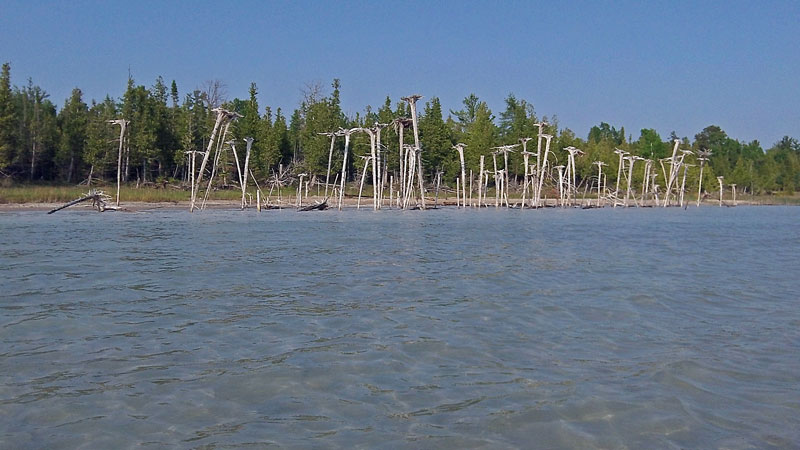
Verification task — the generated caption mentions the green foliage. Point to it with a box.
[635,129,667,159]
[57,88,88,182]
[419,97,454,179]
[0,62,798,197]
[450,93,480,138]
[462,100,496,173]
[84,96,118,179]
[0,62,16,172]
[588,122,624,145]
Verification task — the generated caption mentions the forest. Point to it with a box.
[1,62,799,197]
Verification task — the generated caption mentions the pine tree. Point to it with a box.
[463,101,496,172]
[419,97,454,179]
[57,88,88,182]
[0,63,16,174]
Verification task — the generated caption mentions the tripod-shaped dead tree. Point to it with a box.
[477,155,486,207]
[531,122,548,207]
[492,144,519,207]
[593,161,607,207]
[534,134,554,208]
[491,151,500,208]
[373,122,389,207]
[623,155,643,207]
[190,108,240,211]
[391,118,413,207]
[661,139,683,207]
[402,144,417,208]
[519,138,534,209]
[651,173,660,204]
[641,159,653,205]
[452,143,467,208]
[696,149,712,207]
[402,94,426,209]
[564,146,584,207]
[358,126,381,210]
[356,155,372,209]
[296,173,308,207]
[555,165,566,207]
[613,148,628,208]
[229,137,253,210]
[320,130,340,199]
[108,119,129,207]
[337,127,359,210]
[679,162,695,208]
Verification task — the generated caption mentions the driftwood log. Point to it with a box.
[299,200,328,211]
[48,190,115,214]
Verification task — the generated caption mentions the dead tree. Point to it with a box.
[534,134,554,208]
[190,108,241,212]
[453,143,467,208]
[402,94,426,209]
[613,148,628,208]
[48,190,115,214]
[108,119,129,207]
[696,149,712,207]
[593,161,607,207]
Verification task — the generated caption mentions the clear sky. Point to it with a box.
[1,0,798,147]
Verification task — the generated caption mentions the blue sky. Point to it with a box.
[1,0,798,146]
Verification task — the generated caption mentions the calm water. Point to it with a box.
[1,206,798,448]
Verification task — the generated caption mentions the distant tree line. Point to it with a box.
[0,62,798,194]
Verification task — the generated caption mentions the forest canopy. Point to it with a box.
[1,62,798,195]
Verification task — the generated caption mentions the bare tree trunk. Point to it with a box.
[338,132,352,210]
[614,150,626,208]
[67,153,74,184]
[398,126,405,205]
[478,155,485,207]
[191,109,226,211]
[492,153,499,208]
[242,137,253,209]
[469,169,473,207]
[324,133,336,198]
[536,135,553,208]
[697,163,705,207]
[357,157,370,210]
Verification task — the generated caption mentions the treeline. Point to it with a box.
[1,62,798,194]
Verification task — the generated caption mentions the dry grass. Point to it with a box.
[1,184,799,205]
[0,185,243,204]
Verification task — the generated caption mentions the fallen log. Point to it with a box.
[47,190,115,214]
[299,200,328,211]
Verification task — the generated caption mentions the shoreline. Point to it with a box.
[0,196,785,212]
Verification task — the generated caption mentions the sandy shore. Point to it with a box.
[0,196,464,212]
[1,195,773,212]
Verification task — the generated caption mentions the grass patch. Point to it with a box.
[0,185,244,204]
[2,184,799,205]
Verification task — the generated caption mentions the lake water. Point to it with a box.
[1,206,798,448]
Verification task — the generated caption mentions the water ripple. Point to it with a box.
[1,207,798,447]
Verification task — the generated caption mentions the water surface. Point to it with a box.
[1,206,798,448]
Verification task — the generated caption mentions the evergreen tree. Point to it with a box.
[0,63,16,174]
[450,93,480,138]
[84,96,118,181]
[462,101,496,173]
[57,88,88,182]
[14,78,57,180]
[635,129,667,159]
[418,97,454,179]
[296,79,345,175]
[498,93,537,176]
[588,122,623,145]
